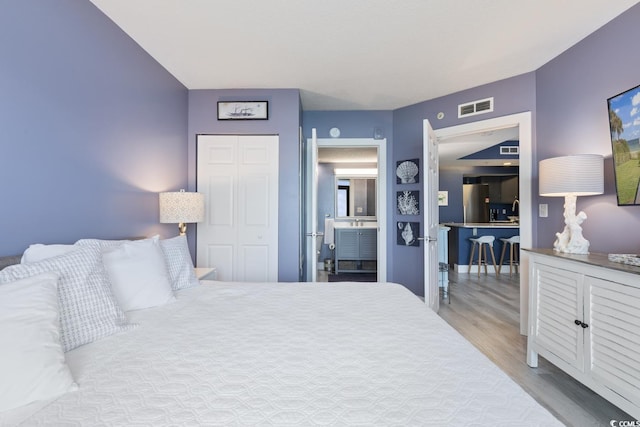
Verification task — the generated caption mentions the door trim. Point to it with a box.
[434,112,532,335]
[312,138,387,282]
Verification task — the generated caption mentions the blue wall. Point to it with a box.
[187,89,302,281]
[0,0,188,255]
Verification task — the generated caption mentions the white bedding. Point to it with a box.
[4,281,562,426]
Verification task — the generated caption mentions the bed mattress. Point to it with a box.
[4,281,562,426]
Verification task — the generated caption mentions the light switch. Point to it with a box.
[539,204,548,218]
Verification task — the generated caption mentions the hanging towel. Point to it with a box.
[324,218,335,245]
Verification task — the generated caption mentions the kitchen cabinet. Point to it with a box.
[500,176,519,204]
[478,175,519,204]
[527,250,640,419]
[335,228,377,273]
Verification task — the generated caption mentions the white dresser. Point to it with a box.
[526,249,640,419]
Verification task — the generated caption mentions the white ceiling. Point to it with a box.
[438,126,520,167]
[89,0,639,111]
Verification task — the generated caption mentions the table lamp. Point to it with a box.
[539,154,604,254]
[159,189,205,236]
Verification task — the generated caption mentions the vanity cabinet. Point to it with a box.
[527,250,640,419]
[335,228,377,274]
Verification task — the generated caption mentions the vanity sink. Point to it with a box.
[333,221,378,229]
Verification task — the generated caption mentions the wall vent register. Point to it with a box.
[500,146,519,155]
[458,97,494,118]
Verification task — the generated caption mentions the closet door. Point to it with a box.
[197,135,279,282]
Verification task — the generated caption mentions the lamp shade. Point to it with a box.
[159,190,205,224]
[539,154,604,197]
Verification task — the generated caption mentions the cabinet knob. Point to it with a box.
[574,319,589,328]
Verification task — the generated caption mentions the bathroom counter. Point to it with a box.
[333,221,378,229]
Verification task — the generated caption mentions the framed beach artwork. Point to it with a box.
[396,159,419,184]
[608,83,640,205]
[397,221,420,246]
[397,191,420,215]
[218,101,269,120]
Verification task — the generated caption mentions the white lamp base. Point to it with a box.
[553,195,590,254]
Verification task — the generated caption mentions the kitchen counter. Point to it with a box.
[445,222,519,229]
[444,223,520,272]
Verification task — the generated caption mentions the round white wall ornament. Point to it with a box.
[329,127,341,138]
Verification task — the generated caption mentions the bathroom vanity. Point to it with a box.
[334,223,377,274]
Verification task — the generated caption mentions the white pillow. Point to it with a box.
[21,244,78,264]
[160,235,200,290]
[0,246,133,352]
[75,238,130,249]
[102,237,175,311]
[0,273,77,412]
[77,235,200,291]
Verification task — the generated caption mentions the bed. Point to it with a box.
[0,237,562,426]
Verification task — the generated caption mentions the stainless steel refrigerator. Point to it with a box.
[462,184,490,223]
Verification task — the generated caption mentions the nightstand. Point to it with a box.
[194,267,217,281]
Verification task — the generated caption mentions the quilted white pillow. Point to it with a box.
[77,235,200,291]
[21,244,78,264]
[0,272,77,412]
[0,246,133,352]
[102,238,175,311]
[160,235,200,290]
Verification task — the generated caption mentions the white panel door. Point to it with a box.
[422,120,440,312]
[197,134,279,282]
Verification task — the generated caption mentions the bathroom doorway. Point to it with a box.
[303,137,387,282]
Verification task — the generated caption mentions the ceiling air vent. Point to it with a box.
[458,97,494,118]
[500,146,519,155]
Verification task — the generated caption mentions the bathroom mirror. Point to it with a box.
[335,177,377,218]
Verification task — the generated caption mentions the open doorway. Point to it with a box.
[303,138,387,283]
[435,112,532,335]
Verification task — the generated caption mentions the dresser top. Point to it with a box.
[524,248,640,276]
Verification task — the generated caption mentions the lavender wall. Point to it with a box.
[187,89,301,281]
[535,3,640,253]
[0,1,188,256]
[391,73,536,295]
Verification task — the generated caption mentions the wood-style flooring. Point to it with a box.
[437,271,632,426]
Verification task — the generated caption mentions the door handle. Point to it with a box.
[305,232,325,237]
[417,237,437,242]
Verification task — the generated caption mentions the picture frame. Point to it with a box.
[608,83,640,205]
[217,101,268,120]
[397,221,420,246]
[438,191,449,206]
[397,190,420,215]
[396,159,419,184]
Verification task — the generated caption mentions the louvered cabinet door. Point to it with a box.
[586,276,640,408]
[531,263,584,372]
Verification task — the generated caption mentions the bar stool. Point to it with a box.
[468,235,498,276]
[499,235,520,277]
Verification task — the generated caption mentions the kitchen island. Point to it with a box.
[444,222,520,273]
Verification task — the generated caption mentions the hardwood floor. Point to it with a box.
[437,271,632,427]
